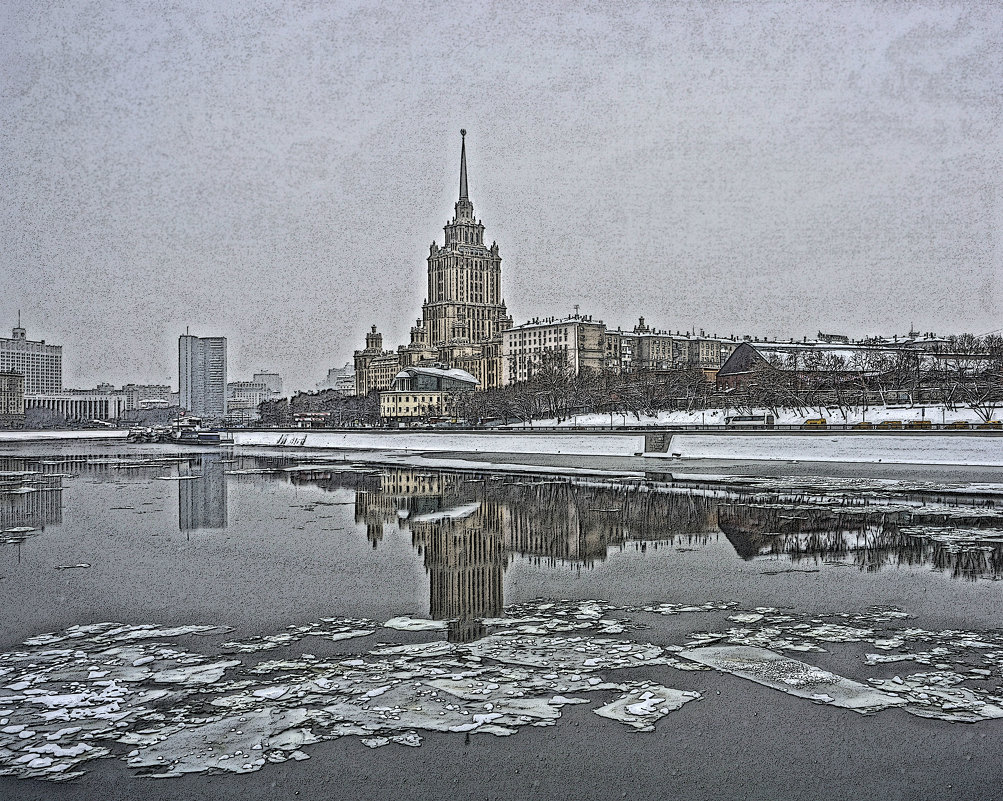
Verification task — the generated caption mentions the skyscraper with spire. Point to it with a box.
[415,129,511,349]
[355,130,512,395]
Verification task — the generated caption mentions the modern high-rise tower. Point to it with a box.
[179,334,227,419]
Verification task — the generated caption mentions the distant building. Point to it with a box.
[252,371,282,396]
[0,321,61,394]
[317,363,355,395]
[501,314,605,386]
[604,317,675,372]
[717,339,898,389]
[380,365,478,422]
[226,380,270,424]
[672,332,738,380]
[120,384,172,411]
[179,335,227,420]
[25,391,128,422]
[355,327,402,396]
[0,371,25,429]
[631,317,676,370]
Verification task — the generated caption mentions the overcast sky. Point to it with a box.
[2,1,1001,391]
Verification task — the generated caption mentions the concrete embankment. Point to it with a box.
[232,429,647,457]
[232,428,1003,467]
[0,429,130,442]
[648,431,1003,467]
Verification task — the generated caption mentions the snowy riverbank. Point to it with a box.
[528,404,996,428]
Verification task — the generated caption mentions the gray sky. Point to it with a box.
[3,1,1001,391]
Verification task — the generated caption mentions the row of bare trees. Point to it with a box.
[258,389,381,427]
[261,334,1002,426]
[743,336,1003,421]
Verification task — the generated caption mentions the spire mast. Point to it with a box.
[459,129,468,200]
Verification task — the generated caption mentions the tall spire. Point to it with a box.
[459,129,468,200]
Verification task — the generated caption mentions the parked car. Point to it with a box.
[801,418,827,428]
[905,420,932,429]
[976,420,1002,429]
[944,421,970,429]
[877,420,903,429]
[852,421,874,429]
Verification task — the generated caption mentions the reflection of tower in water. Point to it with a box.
[178,454,227,531]
[358,467,508,642]
[412,500,508,643]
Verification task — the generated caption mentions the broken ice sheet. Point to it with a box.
[222,617,375,654]
[635,601,737,616]
[593,684,700,731]
[7,598,1003,784]
[868,672,1003,723]
[679,645,906,714]
[0,618,679,782]
[489,600,642,635]
[463,633,670,672]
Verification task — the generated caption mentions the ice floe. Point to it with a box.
[383,617,448,632]
[0,611,699,782]
[222,619,375,653]
[5,599,1003,783]
[680,645,906,713]
[593,684,700,731]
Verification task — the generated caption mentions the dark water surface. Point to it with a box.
[1,443,1003,800]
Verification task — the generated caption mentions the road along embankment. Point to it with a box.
[232,429,647,457]
[645,432,1003,467]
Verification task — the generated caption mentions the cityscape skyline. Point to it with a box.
[3,2,1001,391]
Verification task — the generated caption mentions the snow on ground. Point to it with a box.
[658,434,1003,466]
[529,404,996,428]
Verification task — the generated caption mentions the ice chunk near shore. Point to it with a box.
[679,645,906,714]
[593,684,700,731]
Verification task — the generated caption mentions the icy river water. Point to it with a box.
[3,443,1003,800]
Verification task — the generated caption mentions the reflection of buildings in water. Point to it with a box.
[178,455,227,531]
[504,481,718,567]
[0,471,62,533]
[352,468,720,566]
[355,470,506,640]
[345,467,723,639]
[717,502,1003,581]
[412,502,507,639]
